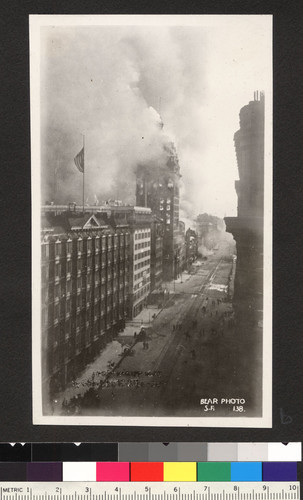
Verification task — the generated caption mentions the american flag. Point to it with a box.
[74,147,84,173]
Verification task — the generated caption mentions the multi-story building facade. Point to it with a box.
[132,223,151,318]
[99,205,153,319]
[225,91,265,323]
[41,211,130,408]
[127,207,152,318]
[176,220,186,274]
[136,140,181,281]
[150,215,163,291]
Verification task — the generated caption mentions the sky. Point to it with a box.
[38,16,272,221]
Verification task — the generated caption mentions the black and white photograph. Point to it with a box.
[31,15,272,426]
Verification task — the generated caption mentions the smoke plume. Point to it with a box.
[40,26,208,218]
[40,20,270,219]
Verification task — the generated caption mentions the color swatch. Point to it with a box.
[230,462,262,481]
[26,462,62,482]
[262,462,298,481]
[97,462,130,482]
[163,462,197,481]
[197,462,231,482]
[131,462,163,481]
[62,462,96,481]
[0,461,298,482]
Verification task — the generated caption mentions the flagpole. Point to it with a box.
[82,134,85,214]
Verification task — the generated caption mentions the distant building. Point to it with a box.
[195,213,221,252]
[136,140,181,281]
[41,211,130,407]
[225,91,265,322]
[186,228,198,269]
[177,220,186,274]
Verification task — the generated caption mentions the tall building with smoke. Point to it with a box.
[136,140,181,281]
[225,91,264,324]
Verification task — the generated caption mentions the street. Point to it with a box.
[60,241,262,418]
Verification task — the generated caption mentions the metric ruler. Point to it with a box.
[0,482,300,500]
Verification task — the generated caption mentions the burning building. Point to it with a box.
[136,140,181,281]
[225,91,265,324]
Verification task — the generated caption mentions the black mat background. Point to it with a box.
[1,0,303,443]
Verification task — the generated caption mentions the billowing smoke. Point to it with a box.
[39,20,270,218]
[198,244,214,257]
[40,25,209,218]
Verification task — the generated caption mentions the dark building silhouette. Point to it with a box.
[136,140,181,281]
[225,91,265,324]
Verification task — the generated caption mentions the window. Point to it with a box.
[55,263,61,278]
[41,265,49,283]
[55,241,61,256]
[41,244,49,259]
[54,303,59,321]
[77,239,83,252]
[66,300,71,314]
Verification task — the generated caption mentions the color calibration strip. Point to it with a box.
[1,443,301,463]
[0,462,298,482]
[118,443,302,462]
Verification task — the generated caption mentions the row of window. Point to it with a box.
[135,241,150,251]
[135,250,150,260]
[135,230,150,240]
[43,259,129,283]
[134,269,150,281]
[47,277,128,302]
[50,294,127,326]
[42,234,130,258]
[134,258,151,271]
